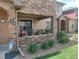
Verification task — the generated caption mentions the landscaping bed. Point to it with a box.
[13,39,77,59]
[35,45,78,59]
[13,32,78,59]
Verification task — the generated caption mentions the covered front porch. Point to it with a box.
[17,12,54,37]
[15,11,55,46]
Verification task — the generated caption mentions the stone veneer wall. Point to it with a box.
[19,34,55,47]
[19,0,56,16]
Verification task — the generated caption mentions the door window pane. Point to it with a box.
[19,20,32,37]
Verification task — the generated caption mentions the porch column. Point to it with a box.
[67,18,69,33]
[51,17,54,33]
[57,19,59,32]
[16,11,19,46]
[51,17,57,35]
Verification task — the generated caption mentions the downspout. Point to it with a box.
[15,11,25,57]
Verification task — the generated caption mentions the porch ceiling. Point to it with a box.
[17,12,52,20]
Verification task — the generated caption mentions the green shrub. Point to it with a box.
[35,29,45,35]
[48,40,54,47]
[41,40,54,49]
[45,28,52,34]
[41,42,49,49]
[57,31,68,44]
[28,43,38,53]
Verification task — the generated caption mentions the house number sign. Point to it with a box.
[0,18,16,24]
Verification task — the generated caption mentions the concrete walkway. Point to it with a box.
[0,45,9,59]
[0,52,5,59]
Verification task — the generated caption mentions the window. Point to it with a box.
[72,23,74,29]
[46,21,51,30]
[19,20,32,37]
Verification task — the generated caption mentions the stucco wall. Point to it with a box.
[0,23,9,44]
[35,17,58,35]
[0,2,16,44]
[0,2,15,19]
[69,20,76,33]
[55,2,63,17]
[34,18,51,31]
[75,19,78,31]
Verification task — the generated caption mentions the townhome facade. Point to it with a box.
[57,8,78,33]
[0,0,65,44]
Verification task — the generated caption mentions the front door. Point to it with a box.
[61,20,66,31]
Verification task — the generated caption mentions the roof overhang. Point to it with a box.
[17,12,52,20]
[16,0,56,17]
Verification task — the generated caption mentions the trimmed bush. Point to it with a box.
[41,40,54,49]
[28,43,38,53]
[57,31,68,44]
[47,40,54,47]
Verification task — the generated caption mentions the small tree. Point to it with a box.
[28,43,38,53]
[57,31,68,44]
[41,40,54,49]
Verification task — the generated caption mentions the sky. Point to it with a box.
[56,0,78,10]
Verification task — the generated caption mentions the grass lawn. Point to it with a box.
[35,45,78,59]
